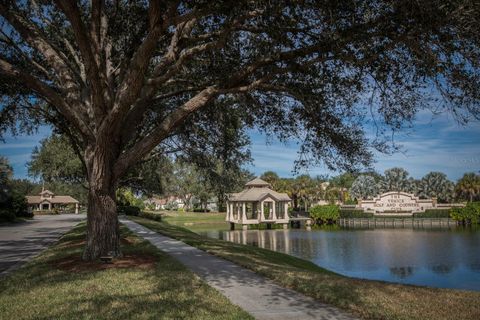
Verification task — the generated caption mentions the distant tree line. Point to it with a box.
[260,168,479,210]
[15,133,253,212]
[0,157,31,222]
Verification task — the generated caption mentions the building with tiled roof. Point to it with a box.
[26,189,79,214]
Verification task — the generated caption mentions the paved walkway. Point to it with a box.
[0,214,85,276]
[121,218,356,320]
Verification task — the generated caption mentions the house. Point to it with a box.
[144,197,168,210]
[145,195,186,210]
[26,190,79,214]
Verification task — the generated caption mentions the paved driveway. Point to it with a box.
[0,214,85,276]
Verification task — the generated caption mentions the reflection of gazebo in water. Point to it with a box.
[226,178,291,230]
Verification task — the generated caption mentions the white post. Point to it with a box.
[260,201,264,222]
[272,201,277,221]
[285,203,289,219]
[75,203,79,214]
[226,201,229,221]
[242,202,247,222]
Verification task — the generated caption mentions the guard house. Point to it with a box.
[226,178,291,230]
[26,189,79,214]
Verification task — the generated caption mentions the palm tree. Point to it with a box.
[293,175,314,211]
[350,175,378,200]
[378,167,413,193]
[329,172,356,203]
[260,171,280,190]
[418,172,455,203]
[455,173,480,202]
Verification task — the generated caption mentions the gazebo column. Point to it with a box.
[272,202,277,220]
[228,203,235,230]
[75,203,79,214]
[242,202,247,222]
[260,201,264,222]
[284,202,289,218]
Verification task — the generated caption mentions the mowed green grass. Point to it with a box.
[0,222,252,320]
[131,216,480,320]
[147,210,228,231]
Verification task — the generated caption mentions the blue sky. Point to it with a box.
[1,111,479,182]
[246,110,480,181]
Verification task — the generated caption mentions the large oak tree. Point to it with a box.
[1,1,479,260]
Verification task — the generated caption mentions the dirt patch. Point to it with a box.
[60,239,86,249]
[121,236,136,245]
[51,253,157,272]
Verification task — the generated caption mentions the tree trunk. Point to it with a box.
[82,145,121,261]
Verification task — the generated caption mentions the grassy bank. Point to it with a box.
[146,210,228,232]
[0,222,252,320]
[130,216,480,320]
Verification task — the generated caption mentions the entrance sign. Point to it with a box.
[358,192,436,216]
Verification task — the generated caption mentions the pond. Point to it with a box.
[198,226,480,291]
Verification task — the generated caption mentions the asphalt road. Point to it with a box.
[0,214,85,276]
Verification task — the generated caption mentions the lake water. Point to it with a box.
[198,227,480,291]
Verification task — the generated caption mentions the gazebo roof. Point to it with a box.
[229,178,291,202]
[245,178,271,188]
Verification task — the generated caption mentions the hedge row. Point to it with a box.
[309,205,339,224]
[118,205,141,216]
[413,209,451,218]
[138,211,162,222]
[450,202,480,224]
[339,210,373,218]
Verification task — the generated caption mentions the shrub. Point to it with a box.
[10,192,31,217]
[119,205,141,216]
[17,210,34,218]
[0,209,16,223]
[450,202,480,224]
[339,209,373,218]
[164,201,178,211]
[309,205,339,224]
[34,210,56,215]
[413,209,451,218]
[139,211,162,221]
[193,208,210,212]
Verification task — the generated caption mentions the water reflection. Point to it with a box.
[390,266,415,278]
[200,227,480,291]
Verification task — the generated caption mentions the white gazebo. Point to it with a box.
[226,178,291,230]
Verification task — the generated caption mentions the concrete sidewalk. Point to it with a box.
[121,218,356,320]
[0,214,85,276]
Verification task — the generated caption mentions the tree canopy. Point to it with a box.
[1,0,479,259]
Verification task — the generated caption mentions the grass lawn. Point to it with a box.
[130,216,480,320]
[0,222,252,320]
[146,210,228,232]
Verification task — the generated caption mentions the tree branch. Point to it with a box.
[0,3,81,92]
[53,0,107,120]
[114,86,219,178]
[0,58,93,140]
